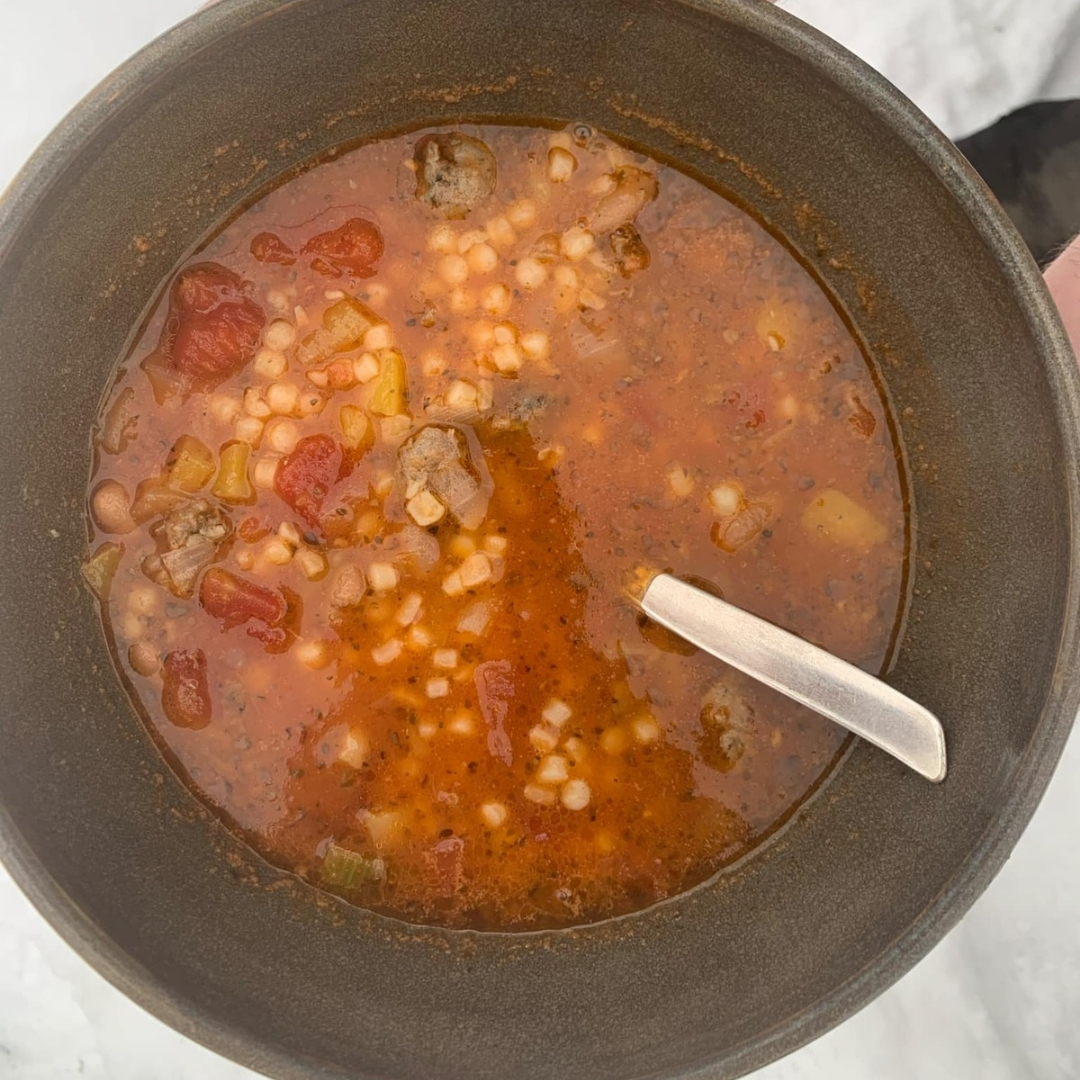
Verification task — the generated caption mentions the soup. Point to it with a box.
[84,124,906,930]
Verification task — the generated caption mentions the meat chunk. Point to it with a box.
[697,674,756,771]
[159,498,231,552]
[609,223,651,277]
[329,564,368,608]
[413,132,497,218]
[587,166,659,235]
[711,503,771,553]
[144,499,232,597]
[398,425,489,529]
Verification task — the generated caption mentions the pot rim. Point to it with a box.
[1,1,1078,1078]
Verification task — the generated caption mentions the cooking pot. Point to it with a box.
[1,1,1078,1077]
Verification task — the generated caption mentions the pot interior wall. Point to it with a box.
[0,1,1075,1079]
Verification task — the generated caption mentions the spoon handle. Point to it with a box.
[640,573,947,782]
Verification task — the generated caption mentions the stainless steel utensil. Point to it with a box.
[640,573,947,782]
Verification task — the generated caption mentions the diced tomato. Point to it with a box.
[302,217,384,279]
[247,586,303,653]
[273,433,343,528]
[200,567,286,629]
[250,232,296,266]
[237,516,271,543]
[475,660,514,766]
[161,649,212,729]
[163,263,266,389]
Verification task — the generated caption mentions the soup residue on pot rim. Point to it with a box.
[84,124,906,930]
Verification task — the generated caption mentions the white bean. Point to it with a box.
[523,784,556,806]
[507,199,537,230]
[264,320,297,352]
[547,146,578,183]
[480,802,508,828]
[536,755,569,785]
[437,254,470,286]
[91,480,136,535]
[514,257,547,290]
[371,639,403,666]
[542,699,572,727]
[266,382,300,416]
[709,482,743,517]
[368,562,399,594]
[426,678,450,699]
[466,242,498,275]
[560,779,591,811]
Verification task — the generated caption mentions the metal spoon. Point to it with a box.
[640,573,947,782]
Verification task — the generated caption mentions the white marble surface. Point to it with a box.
[2,3,1079,1078]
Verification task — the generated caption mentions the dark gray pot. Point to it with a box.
[1,1,1078,1078]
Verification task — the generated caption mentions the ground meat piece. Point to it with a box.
[609,223,651,277]
[711,503,771,553]
[398,425,488,528]
[147,499,233,597]
[159,499,232,552]
[697,674,756,771]
[587,167,659,234]
[413,132,497,219]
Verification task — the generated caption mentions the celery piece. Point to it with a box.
[129,480,190,525]
[212,441,254,504]
[298,298,380,365]
[320,843,386,891]
[165,435,215,492]
[81,542,123,602]
[99,386,138,455]
[368,349,409,417]
[324,297,380,350]
[339,404,374,454]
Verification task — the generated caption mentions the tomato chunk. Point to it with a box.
[274,433,343,528]
[237,516,271,543]
[302,217,384,278]
[475,660,514,766]
[250,232,296,266]
[200,567,286,629]
[161,649,212,729]
[163,263,266,389]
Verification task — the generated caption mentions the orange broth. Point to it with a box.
[85,124,906,929]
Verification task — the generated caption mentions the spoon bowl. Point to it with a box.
[640,573,948,782]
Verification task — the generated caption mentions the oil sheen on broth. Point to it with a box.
[85,125,905,930]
